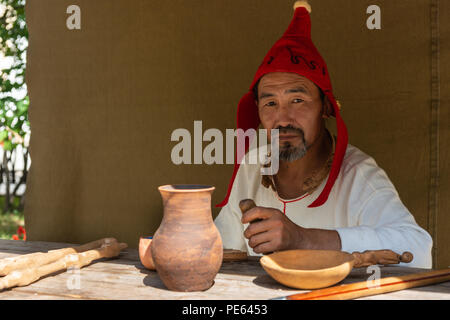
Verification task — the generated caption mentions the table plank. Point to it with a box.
[0,240,449,300]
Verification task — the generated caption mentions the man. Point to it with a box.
[214,1,432,268]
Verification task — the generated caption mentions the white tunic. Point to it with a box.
[214,143,433,268]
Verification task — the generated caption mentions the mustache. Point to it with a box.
[275,125,305,136]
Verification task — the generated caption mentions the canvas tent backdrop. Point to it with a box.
[24,0,449,268]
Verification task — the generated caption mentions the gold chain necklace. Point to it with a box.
[261,129,336,197]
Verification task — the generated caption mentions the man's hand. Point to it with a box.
[241,206,304,253]
[241,205,341,254]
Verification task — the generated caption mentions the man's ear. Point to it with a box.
[322,96,333,119]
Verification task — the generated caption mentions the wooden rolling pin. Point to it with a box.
[0,241,127,291]
[282,268,450,300]
[0,238,117,276]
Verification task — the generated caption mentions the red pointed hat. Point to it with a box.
[217,1,348,208]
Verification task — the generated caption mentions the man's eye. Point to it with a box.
[293,98,304,103]
[264,101,277,107]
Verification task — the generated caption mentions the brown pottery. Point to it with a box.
[151,185,223,291]
[138,236,155,270]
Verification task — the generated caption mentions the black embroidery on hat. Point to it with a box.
[310,61,326,76]
[286,47,321,72]
[259,48,326,76]
[310,60,318,70]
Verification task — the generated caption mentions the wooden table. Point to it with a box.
[0,239,449,300]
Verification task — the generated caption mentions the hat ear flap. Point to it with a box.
[237,92,260,131]
[308,92,348,208]
[216,92,260,208]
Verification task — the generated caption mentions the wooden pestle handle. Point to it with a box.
[239,199,264,224]
[351,249,413,268]
[239,199,271,255]
[239,199,257,214]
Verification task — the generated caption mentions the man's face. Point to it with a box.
[256,72,326,162]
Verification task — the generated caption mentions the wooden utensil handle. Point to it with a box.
[352,249,413,268]
[223,249,247,262]
[239,199,263,223]
[239,199,256,214]
[239,199,272,255]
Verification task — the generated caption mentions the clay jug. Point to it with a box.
[151,185,223,291]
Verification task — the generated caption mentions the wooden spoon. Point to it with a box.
[260,249,412,289]
[239,199,413,289]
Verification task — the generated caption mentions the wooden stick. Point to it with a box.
[0,241,127,291]
[239,199,256,214]
[223,249,247,262]
[239,199,263,223]
[283,268,450,300]
[0,238,117,276]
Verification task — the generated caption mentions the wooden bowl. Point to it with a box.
[139,236,155,270]
[260,250,355,289]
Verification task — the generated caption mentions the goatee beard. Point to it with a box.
[278,125,309,162]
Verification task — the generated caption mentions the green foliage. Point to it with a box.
[0,0,29,149]
[0,211,24,239]
[0,195,24,239]
[0,1,29,216]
